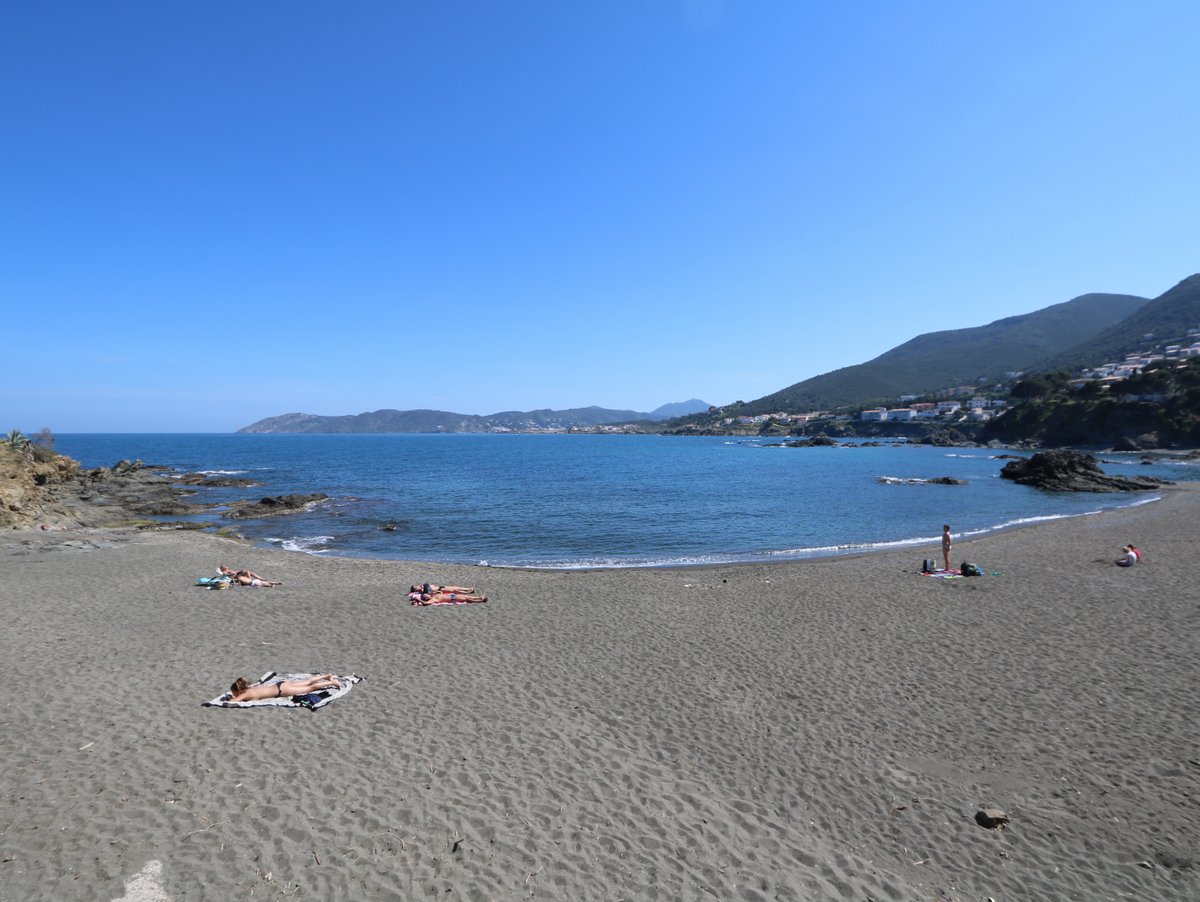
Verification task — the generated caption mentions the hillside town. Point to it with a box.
[700,321,1200,427]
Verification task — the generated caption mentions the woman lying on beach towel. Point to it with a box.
[411,582,477,595]
[408,589,488,605]
[227,673,341,701]
[204,672,361,710]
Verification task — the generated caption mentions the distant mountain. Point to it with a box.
[732,291,1149,414]
[1040,274,1200,373]
[240,410,486,434]
[649,399,710,418]
[237,401,713,434]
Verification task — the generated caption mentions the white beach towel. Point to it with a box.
[203,671,362,710]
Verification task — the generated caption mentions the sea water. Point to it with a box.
[53,434,1198,569]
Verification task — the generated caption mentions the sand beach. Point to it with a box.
[2,487,1198,901]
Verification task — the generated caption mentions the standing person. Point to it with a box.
[942,524,952,573]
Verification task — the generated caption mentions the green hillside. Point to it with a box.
[1040,274,1200,373]
[736,292,1148,414]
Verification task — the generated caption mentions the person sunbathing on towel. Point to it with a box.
[225,674,342,702]
[410,583,476,595]
[219,565,282,587]
[408,589,488,605]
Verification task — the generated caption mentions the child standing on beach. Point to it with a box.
[942,524,952,572]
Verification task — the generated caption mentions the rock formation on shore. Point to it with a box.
[999,450,1171,492]
[1,446,326,531]
[1,447,198,529]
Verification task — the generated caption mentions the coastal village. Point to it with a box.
[687,324,1200,434]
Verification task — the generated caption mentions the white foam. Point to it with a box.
[267,535,336,555]
[490,495,1165,570]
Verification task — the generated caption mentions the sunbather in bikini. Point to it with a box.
[225,674,342,702]
[410,583,476,595]
[408,589,488,605]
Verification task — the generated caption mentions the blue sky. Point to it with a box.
[4,1,1198,432]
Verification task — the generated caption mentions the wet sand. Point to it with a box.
[2,487,1198,900]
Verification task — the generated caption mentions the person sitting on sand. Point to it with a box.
[225,674,342,702]
[1115,544,1140,567]
[219,565,282,587]
[407,589,488,605]
[410,582,477,596]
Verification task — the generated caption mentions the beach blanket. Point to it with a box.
[195,576,232,589]
[203,672,362,710]
[921,568,1001,579]
[922,569,963,579]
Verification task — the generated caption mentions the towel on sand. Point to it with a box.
[203,672,362,710]
[921,569,962,579]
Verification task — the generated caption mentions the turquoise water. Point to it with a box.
[54,434,1197,568]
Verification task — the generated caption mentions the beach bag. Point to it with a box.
[921,559,933,573]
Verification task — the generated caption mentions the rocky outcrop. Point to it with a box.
[781,435,838,447]
[1,451,198,528]
[1,447,82,528]
[999,450,1171,492]
[224,494,329,519]
[3,447,331,531]
[176,473,262,487]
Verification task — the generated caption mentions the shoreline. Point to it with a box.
[36,434,1192,570]
[249,487,1174,572]
[3,484,1198,899]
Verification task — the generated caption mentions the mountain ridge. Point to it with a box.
[1039,274,1200,373]
[734,291,1149,414]
[237,400,711,434]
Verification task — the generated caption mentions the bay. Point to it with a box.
[54,434,1198,569]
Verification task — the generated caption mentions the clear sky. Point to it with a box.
[4,1,1198,432]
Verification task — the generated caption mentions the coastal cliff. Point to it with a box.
[1,444,328,531]
[1,445,198,530]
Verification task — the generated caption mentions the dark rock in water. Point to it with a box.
[225,493,329,519]
[1000,450,1170,492]
[877,476,968,485]
[1113,432,1161,452]
[177,473,263,487]
[785,435,838,448]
